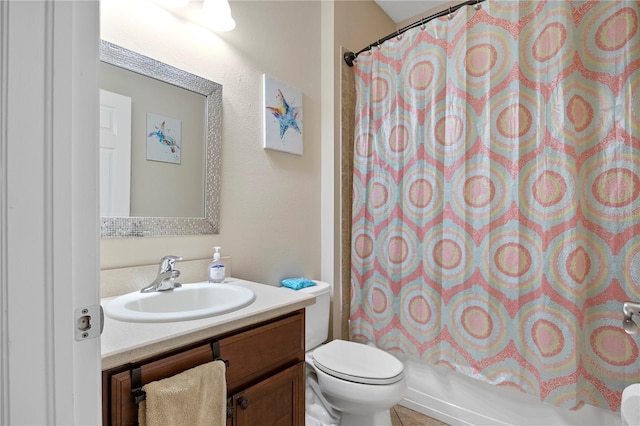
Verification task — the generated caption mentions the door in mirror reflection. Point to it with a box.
[100,89,132,217]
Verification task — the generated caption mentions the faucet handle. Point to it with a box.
[623,301,640,334]
[158,255,183,273]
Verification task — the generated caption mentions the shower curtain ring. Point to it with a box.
[474,0,481,10]
[377,40,382,50]
[420,19,426,30]
[448,6,453,20]
[396,30,402,41]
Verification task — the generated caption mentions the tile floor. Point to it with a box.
[391,405,450,426]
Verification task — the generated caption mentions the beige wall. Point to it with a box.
[100,0,322,287]
[395,1,467,29]
[335,1,396,55]
[100,0,395,336]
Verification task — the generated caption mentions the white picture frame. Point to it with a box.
[263,74,303,155]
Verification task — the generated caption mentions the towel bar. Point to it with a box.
[211,341,229,367]
[130,340,230,404]
[131,366,146,404]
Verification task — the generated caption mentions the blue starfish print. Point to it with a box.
[148,121,180,153]
[266,89,301,140]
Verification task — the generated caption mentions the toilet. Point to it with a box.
[298,281,407,426]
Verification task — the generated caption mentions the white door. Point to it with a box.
[100,89,132,216]
[1,1,101,424]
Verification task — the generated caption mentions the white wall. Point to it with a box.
[100,0,322,286]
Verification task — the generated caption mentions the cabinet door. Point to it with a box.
[106,344,214,425]
[232,362,304,426]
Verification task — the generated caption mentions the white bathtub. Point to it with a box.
[400,359,621,426]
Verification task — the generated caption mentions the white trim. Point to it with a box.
[44,1,56,420]
[61,1,102,424]
[0,0,9,423]
[5,1,53,422]
[321,0,340,339]
[1,1,101,424]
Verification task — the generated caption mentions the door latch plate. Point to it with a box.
[74,304,103,341]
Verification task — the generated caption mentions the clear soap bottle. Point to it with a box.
[208,246,225,283]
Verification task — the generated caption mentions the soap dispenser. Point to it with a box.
[209,246,226,283]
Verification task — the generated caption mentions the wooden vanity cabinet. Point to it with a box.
[102,310,305,426]
[229,362,304,426]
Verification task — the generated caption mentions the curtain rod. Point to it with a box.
[344,0,486,67]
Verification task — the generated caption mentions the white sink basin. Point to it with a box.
[622,383,640,426]
[103,282,255,323]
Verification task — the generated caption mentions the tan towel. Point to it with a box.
[139,360,226,426]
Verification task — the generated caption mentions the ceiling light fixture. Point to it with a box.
[152,0,191,9]
[201,0,236,32]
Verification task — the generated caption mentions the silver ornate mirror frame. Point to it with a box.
[100,40,222,238]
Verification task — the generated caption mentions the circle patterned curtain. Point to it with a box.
[350,0,640,411]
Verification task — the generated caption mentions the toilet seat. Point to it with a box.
[312,340,404,385]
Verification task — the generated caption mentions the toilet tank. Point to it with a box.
[298,280,331,350]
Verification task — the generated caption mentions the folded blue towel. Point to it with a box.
[280,277,316,290]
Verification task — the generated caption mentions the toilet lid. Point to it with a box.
[312,340,404,385]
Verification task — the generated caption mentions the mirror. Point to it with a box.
[99,40,222,238]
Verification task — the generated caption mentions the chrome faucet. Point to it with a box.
[623,301,640,334]
[140,255,183,293]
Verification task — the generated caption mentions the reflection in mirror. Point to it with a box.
[99,40,222,238]
[101,62,205,218]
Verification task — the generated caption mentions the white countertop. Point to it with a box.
[100,278,315,370]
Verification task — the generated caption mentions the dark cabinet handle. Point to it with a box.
[238,397,249,410]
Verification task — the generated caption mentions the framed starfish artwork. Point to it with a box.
[263,74,303,155]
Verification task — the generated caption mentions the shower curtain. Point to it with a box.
[350,0,640,411]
